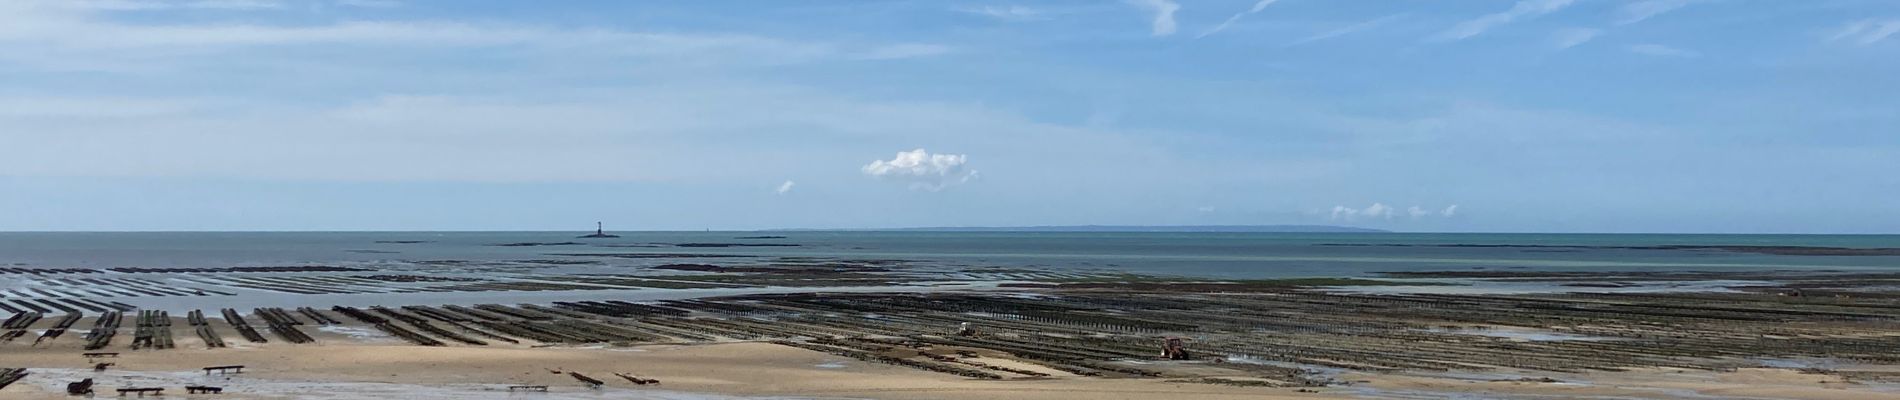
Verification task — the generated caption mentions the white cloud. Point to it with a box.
[1433,0,1576,42]
[776,180,796,195]
[1627,43,1698,57]
[1551,27,1600,49]
[1331,203,1392,220]
[1329,206,1358,220]
[1332,203,1459,221]
[862,149,978,191]
[1616,0,1693,25]
[1197,206,1216,213]
[1362,203,1393,219]
[958,5,1046,21]
[1288,14,1405,46]
[1129,0,1180,37]
[1829,19,1900,46]
[1197,0,1279,39]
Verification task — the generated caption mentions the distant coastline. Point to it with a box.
[771,225,1389,233]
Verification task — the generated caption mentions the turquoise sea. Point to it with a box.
[2,232,1897,279]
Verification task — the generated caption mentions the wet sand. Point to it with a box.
[0,340,1318,400]
[5,340,1895,399]
[7,264,1900,399]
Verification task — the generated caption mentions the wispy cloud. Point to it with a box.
[1828,19,1900,46]
[1288,14,1405,46]
[862,149,978,191]
[0,5,948,69]
[66,0,283,10]
[1432,0,1576,42]
[189,0,282,9]
[1616,0,1693,25]
[956,5,1047,21]
[776,180,796,195]
[1551,27,1601,49]
[0,96,208,118]
[1129,0,1181,37]
[0,83,1159,184]
[1627,43,1698,57]
[336,0,400,8]
[1196,0,1279,39]
[855,43,953,60]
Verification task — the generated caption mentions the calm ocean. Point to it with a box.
[2,232,1897,279]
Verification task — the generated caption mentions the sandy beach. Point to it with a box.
[2,339,1318,400]
[4,295,1900,400]
[5,337,1895,399]
[5,239,1900,399]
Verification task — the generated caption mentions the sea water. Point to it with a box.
[1,231,1896,279]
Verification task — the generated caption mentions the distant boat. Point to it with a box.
[577,222,620,238]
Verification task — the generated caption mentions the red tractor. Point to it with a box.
[1160,337,1190,360]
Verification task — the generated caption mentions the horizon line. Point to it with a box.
[0,228,1895,235]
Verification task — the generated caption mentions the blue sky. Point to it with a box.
[0,0,1896,233]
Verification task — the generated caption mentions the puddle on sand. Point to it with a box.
[24,368,855,400]
[1355,367,1900,400]
[1346,385,1735,400]
[317,325,395,342]
[557,344,652,352]
[1428,327,1616,342]
[1755,357,1843,369]
[1223,355,1349,378]
[1414,371,1595,388]
[1330,279,1768,296]
[813,361,849,369]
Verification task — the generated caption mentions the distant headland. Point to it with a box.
[772,225,1388,233]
